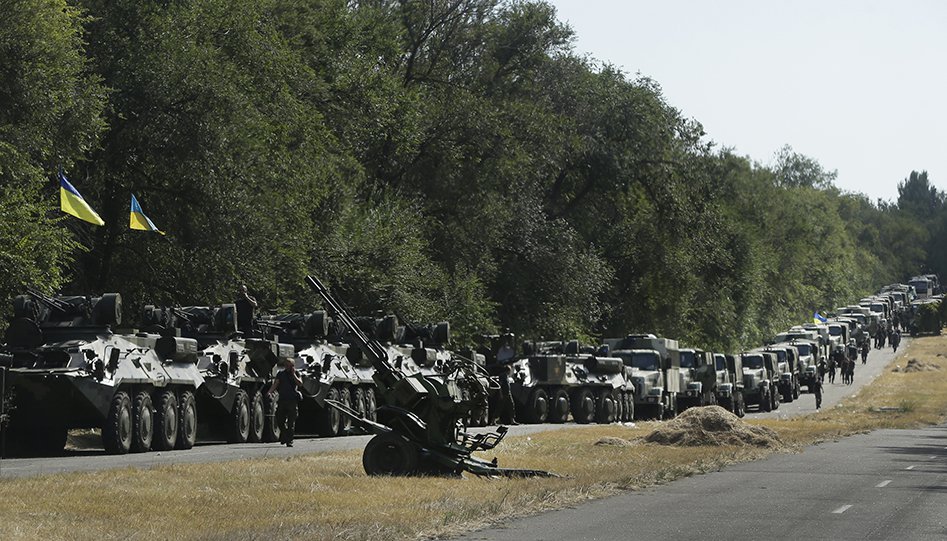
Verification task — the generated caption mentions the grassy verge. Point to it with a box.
[2,336,946,541]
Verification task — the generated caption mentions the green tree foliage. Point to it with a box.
[2,0,944,351]
[0,0,105,321]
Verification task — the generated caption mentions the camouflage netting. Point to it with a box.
[644,406,783,448]
[893,358,942,373]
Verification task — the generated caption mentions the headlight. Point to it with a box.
[718,383,733,393]
[687,382,702,391]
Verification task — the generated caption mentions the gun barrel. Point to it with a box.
[305,275,399,383]
[26,287,70,313]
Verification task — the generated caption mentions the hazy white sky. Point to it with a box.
[548,0,947,202]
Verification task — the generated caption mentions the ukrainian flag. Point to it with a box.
[59,173,105,226]
[130,194,165,235]
[813,311,828,325]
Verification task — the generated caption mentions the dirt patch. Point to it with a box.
[594,436,633,447]
[893,358,941,373]
[66,429,101,450]
[644,406,783,448]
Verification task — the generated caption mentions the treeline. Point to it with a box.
[1,0,944,351]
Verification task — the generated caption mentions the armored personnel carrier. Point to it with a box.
[2,290,204,455]
[142,305,293,444]
[509,339,633,425]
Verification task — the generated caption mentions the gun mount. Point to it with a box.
[305,275,555,478]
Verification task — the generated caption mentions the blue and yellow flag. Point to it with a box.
[130,194,165,235]
[813,311,828,325]
[59,173,105,226]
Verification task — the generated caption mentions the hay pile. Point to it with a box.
[644,406,782,448]
[893,358,941,373]
[594,436,634,447]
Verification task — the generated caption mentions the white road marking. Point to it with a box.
[875,480,892,488]
[832,505,853,514]
[905,465,916,470]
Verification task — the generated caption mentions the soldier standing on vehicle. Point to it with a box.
[235,284,258,334]
[811,376,823,409]
[268,358,303,447]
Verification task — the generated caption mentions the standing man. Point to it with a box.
[861,341,870,364]
[235,284,258,334]
[811,375,823,409]
[891,329,901,353]
[268,358,303,447]
[494,365,518,425]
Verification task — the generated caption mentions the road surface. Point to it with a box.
[458,424,947,541]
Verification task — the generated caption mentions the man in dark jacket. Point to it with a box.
[268,358,303,446]
[811,376,823,409]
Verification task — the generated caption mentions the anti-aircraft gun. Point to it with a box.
[306,275,555,477]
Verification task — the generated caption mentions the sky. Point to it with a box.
[548,0,947,202]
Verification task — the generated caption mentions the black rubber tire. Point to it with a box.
[433,322,451,345]
[595,390,618,424]
[93,293,122,326]
[131,391,154,453]
[103,391,133,455]
[362,433,420,476]
[782,389,793,403]
[719,397,733,415]
[317,387,343,437]
[339,387,354,434]
[548,389,570,423]
[305,311,329,338]
[364,388,378,423]
[352,387,367,421]
[262,390,281,443]
[153,389,179,451]
[793,382,800,400]
[525,388,549,424]
[176,390,197,450]
[247,390,265,443]
[571,388,596,424]
[227,389,250,444]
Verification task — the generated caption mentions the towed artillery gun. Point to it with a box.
[2,290,203,455]
[306,275,555,477]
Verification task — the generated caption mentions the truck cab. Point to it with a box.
[676,348,717,411]
[741,352,776,412]
[714,353,745,417]
[610,334,681,420]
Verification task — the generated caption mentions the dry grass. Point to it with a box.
[2,336,947,541]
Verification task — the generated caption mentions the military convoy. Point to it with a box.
[0,274,940,456]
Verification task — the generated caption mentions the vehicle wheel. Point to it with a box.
[362,433,419,476]
[317,387,342,437]
[364,388,378,423]
[227,389,250,444]
[719,397,733,414]
[772,387,780,410]
[525,388,549,424]
[176,390,198,450]
[131,391,154,453]
[782,389,793,403]
[761,389,772,412]
[103,391,132,454]
[570,388,596,424]
[247,389,265,443]
[595,390,618,424]
[153,389,179,451]
[339,387,354,434]
[547,389,569,423]
[93,293,122,326]
[352,387,367,421]
[793,383,800,400]
[262,390,281,443]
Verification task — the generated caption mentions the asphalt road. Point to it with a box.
[0,422,578,478]
[753,340,908,419]
[458,424,947,541]
[0,341,909,479]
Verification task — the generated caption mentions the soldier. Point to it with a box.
[494,364,518,425]
[861,341,870,364]
[891,329,901,353]
[817,358,827,382]
[827,350,838,384]
[268,357,303,447]
[235,284,258,334]
[811,376,823,409]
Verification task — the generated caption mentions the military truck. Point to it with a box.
[676,348,718,411]
[2,291,204,455]
[713,353,745,417]
[789,338,821,392]
[909,276,934,299]
[741,351,779,412]
[765,344,800,402]
[606,334,681,420]
[509,340,632,424]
